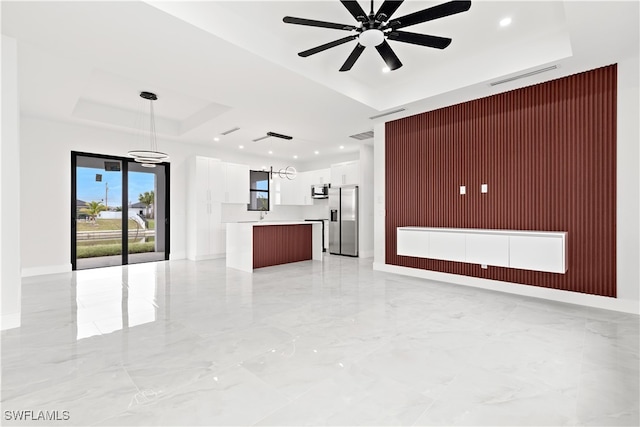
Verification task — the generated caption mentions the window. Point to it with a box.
[247,170,270,211]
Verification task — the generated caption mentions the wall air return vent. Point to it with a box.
[369,108,406,120]
[221,126,240,135]
[490,65,558,87]
[349,130,374,140]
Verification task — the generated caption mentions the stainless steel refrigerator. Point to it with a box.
[329,185,358,256]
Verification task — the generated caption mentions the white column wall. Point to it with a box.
[1,35,22,330]
[373,122,386,265]
[358,144,374,258]
[616,55,640,303]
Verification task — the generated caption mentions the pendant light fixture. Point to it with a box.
[127,91,168,168]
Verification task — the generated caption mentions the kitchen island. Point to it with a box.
[226,221,323,272]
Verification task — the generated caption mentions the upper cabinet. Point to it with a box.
[331,161,359,186]
[308,168,331,186]
[223,162,250,204]
[278,171,312,206]
[194,156,224,203]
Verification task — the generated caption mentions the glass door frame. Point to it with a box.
[71,151,170,270]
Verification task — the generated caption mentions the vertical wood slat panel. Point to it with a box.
[253,225,313,269]
[385,65,617,297]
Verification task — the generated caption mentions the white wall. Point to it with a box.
[373,60,640,314]
[373,122,386,265]
[359,144,374,258]
[1,35,22,329]
[616,55,640,303]
[18,115,309,274]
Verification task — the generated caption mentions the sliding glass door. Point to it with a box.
[72,152,169,270]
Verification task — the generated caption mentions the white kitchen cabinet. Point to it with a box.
[331,161,359,185]
[223,162,249,204]
[396,227,567,273]
[309,168,331,186]
[276,170,313,206]
[187,156,225,260]
[278,175,299,205]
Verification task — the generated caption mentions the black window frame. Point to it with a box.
[247,170,270,211]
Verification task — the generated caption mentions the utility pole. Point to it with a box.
[105,182,109,210]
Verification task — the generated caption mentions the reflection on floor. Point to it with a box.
[76,251,165,270]
[2,257,638,426]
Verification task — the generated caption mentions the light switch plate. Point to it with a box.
[460,185,466,195]
[481,184,488,193]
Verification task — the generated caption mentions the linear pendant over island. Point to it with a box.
[226,221,323,272]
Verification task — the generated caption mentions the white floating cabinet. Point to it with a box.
[397,227,567,274]
[429,230,466,263]
[509,234,566,273]
[465,233,510,267]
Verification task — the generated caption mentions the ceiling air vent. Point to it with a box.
[349,130,374,140]
[221,126,240,135]
[369,108,406,120]
[489,65,558,87]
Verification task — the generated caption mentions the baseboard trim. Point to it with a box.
[21,264,72,278]
[1,313,20,330]
[359,249,374,259]
[170,252,186,261]
[373,263,640,315]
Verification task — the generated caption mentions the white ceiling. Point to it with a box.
[1,1,638,163]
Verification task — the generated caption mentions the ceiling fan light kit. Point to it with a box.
[283,0,472,72]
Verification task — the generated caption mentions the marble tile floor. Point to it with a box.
[1,256,638,426]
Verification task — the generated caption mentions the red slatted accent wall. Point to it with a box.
[253,224,313,269]
[385,65,617,297]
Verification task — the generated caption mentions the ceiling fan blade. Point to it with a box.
[375,40,402,70]
[375,0,404,22]
[340,0,368,23]
[283,16,357,31]
[387,30,452,49]
[339,44,366,72]
[299,35,359,57]
[388,0,471,30]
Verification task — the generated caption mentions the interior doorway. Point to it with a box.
[71,152,170,270]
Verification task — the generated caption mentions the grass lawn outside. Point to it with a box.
[77,218,141,232]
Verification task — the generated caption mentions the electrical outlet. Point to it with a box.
[460,185,466,195]
[481,184,488,193]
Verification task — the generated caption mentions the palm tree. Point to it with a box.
[138,191,154,219]
[81,201,106,225]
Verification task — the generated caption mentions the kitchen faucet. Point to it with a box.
[259,211,268,221]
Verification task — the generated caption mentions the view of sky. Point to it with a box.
[77,167,155,208]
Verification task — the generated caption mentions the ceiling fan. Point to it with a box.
[283,0,472,72]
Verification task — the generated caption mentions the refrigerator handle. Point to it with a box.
[330,209,338,222]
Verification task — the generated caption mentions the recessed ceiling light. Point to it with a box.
[382,67,390,73]
[500,17,512,27]
[213,137,220,142]
[339,145,344,149]
[314,150,319,155]
[268,150,273,154]
[293,155,298,159]
[239,145,244,149]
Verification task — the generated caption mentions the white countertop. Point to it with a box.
[398,227,567,238]
[231,220,318,227]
